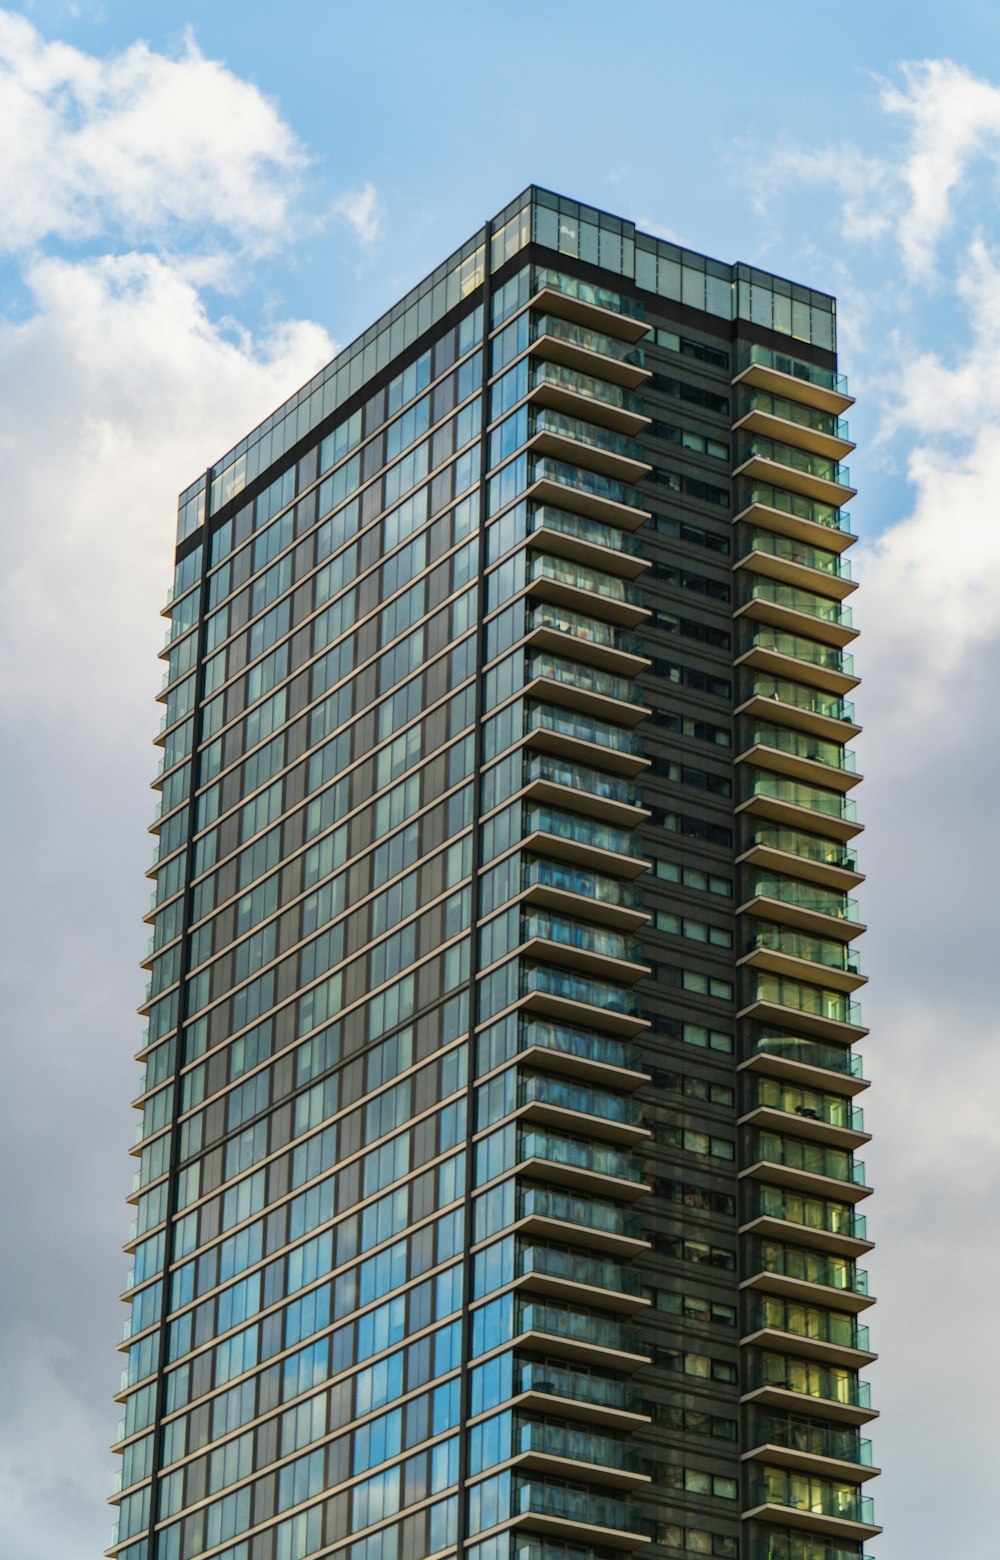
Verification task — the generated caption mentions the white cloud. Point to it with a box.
[0,12,311,252]
[331,180,382,246]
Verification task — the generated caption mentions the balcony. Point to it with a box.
[528,552,649,629]
[513,1068,649,1146]
[512,1476,652,1548]
[517,1122,650,1199]
[736,436,856,508]
[738,826,862,894]
[739,926,865,995]
[735,527,856,600]
[528,455,650,532]
[734,345,854,415]
[735,388,854,460]
[523,801,649,879]
[744,1470,879,1541]
[526,702,649,779]
[532,277,648,340]
[737,579,856,649]
[522,753,648,830]
[514,1358,649,1430]
[742,1236,873,1314]
[738,724,860,793]
[527,600,648,678]
[521,856,649,935]
[520,962,649,1038]
[736,678,859,745]
[740,1080,867,1151]
[741,1130,870,1203]
[736,627,858,697]
[511,1017,649,1091]
[742,1300,875,1371]
[513,1239,649,1311]
[742,1353,875,1425]
[530,312,650,391]
[515,1296,650,1369]
[516,1182,649,1254]
[745,1542,874,1560]
[740,973,867,1045]
[528,407,651,485]
[527,503,649,580]
[740,1031,867,1099]
[520,908,649,987]
[742,1183,871,1258]
[513,1418,649,1488]
[526,649,649,727]
[529,359,650,436]
[745,1412,875,1480]
[734,481,855,555]
[737,772,861,844]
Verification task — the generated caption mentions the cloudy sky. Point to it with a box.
[1,2,999,1556]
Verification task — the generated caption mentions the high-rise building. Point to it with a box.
[110,187,877,1560]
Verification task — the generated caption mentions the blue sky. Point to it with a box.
[2,4,1000,1559]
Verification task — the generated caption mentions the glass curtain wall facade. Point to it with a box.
[110,187,877,1560]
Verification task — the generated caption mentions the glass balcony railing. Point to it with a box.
[747,1076,865,1132]
[744,1351,872,1411]
[748,1185,868,1243]
[527,702,647,758]
[531,552,641,603]
[524,754,644,808]
[747,1472,875,1527]
[522,855,645,911]
[516,1358,646,1416]
[745,1029,861,1079]
[744,927,862,976]
[516,1297,644,1355]
[531,455,646,511]
[743,579,853,630]
[533,360,645,416]
[533,408,646,464]
[741,435,850,488]
[741,677,855,726]
[747,1541,874,1560]
[744,1236,868,1296]
[749,976,863,1029]
[516,1240,645,1298]
[516,1017,644,1074]
[748,1413,873,1468]
[524,803,645,859]
[745,1130,867,1189]
[514,1417,644,1473]
[742,823,859,873]
[522,910,643,966]
[742,773,858,826]
[743,626,854,676]
[516,1071,644,1127]
[741,388,850,441]
[740,345,850,400]
[513,1477,648,1536]
[534,268,647,323]
[533,313,645,366]
[746,874,859,922]
[740,480,851,535]
[528,651,641,706]
[744,723,856,774]
[518,1124,645,1184]
[744,1299,871,1354]
[518,1183,645,1240]
[529,502,643,556]
[742,527,852,581]
[521,963,643,1017]
[529,600,646,655]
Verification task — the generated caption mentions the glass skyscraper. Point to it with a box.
[111,187,877,1560]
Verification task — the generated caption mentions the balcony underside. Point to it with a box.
[513,1209,651,1257]
[738,1104,870,1152]
[519,880,649,935]
[527,380,650,438]
[521,826,649,880]
[740,1499,881,1543]
[516,1150,650,1202]
[735,454,856,509]
[740,1382,877,1427]
[733,407,855,460]
[735,644,859,698]
[509,1509,652,1549]
[737,842,864,892]
[733,500,856,555]
[528,333,650,392]
[739,1212,873,1259]
[526,474,651,533]
[732,360,855,416]
[524,673,651,729]
[528,522,651,581]
[512,1093,651,1146]
[733,547,857,602]
[736,794,863,845]
[508,1269,651,1313]
[510,1447,652,1492]
[531,285,651,345]
[523,724,650,779]
[739,1268,875,1315]
[738,1051,870,1101]
[739,1160,871,1205]
[527,428,651,486]
[739,1324,877,1372]
[510,1385,652,1433]
[515,1039,650,1092]
[515,1323,651,1372]
[736,694,861,745]
[734,597,857,649]
[737,742,861,794]
[738,947,866,995]
[520,774,650,830]
[525,622,650,678]
[517,933,650,988]
[738,998,868,1046]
